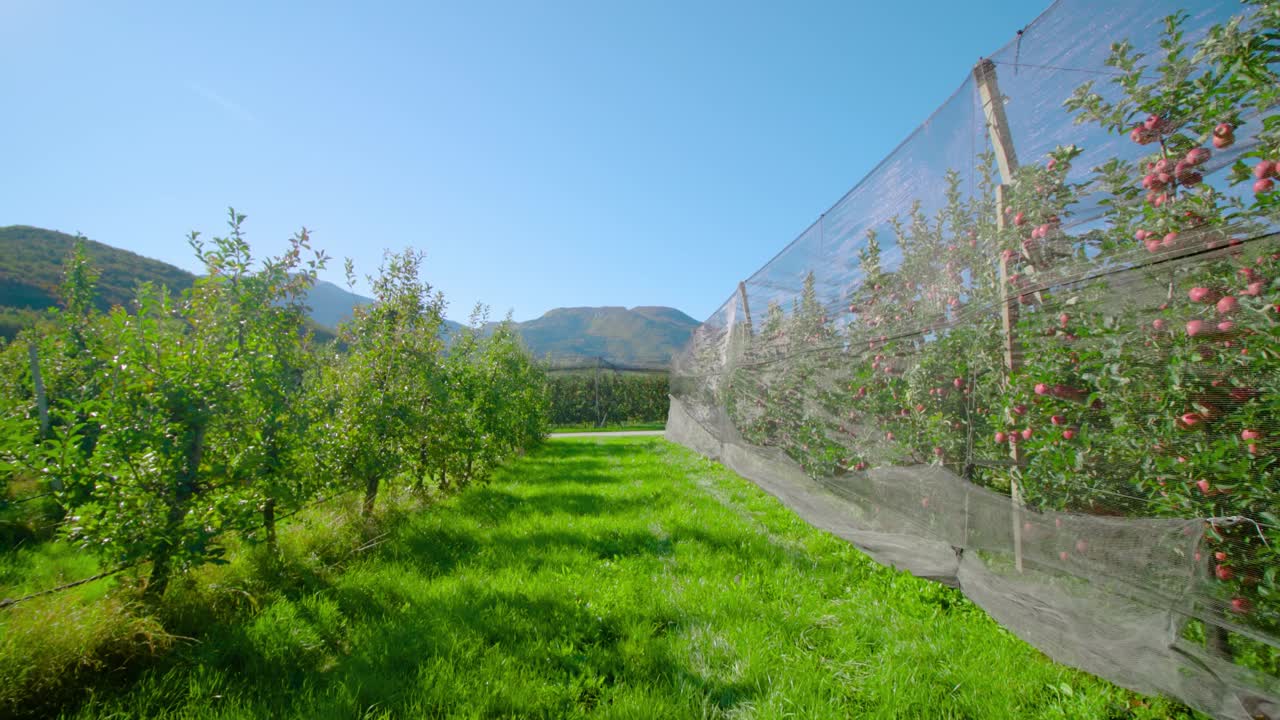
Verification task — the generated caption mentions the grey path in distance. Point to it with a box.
[547,430,666,439]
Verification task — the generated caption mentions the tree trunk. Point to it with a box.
[1206,623,1233,660]
[263,498,277,554]
[1202,551,1234,660]
[146,422,206,602]
[362,475,379,518]
[145,552,172,601]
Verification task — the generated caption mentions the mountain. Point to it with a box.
[509,306,698,368]
[0,225,197,315]
[0,225,373,340]
[303,278,373,329]
[0,226,699,366]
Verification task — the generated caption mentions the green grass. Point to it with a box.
[550,422,666,433]
[3,438,1196,719]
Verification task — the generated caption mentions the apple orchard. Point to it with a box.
[717,2,1280,674]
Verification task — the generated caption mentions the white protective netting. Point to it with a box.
[668,1,1280,717]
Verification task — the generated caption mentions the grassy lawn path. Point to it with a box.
[68,437,1189,719]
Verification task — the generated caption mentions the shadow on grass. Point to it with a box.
[237,582,758,718]
[61,436,777,719]
[521,437,661,465]
[454,486,666,522]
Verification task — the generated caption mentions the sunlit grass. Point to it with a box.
[2,438,1197,718]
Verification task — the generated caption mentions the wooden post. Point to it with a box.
[28,343,49,439]
[996,186,1023,375]
[997,186,1025,573]
[974,59,1018,185]
[976,58,1049,277]
[976,58,1025,573]
[738,281,753,337]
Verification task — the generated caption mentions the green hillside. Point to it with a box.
[0,226,368,342]
[0,226,698,365]
[0,226,196,337]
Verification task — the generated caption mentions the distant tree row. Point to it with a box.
[0,211,549,598]
[547,370,668,427]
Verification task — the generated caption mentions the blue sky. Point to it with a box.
[1,0,1040,323]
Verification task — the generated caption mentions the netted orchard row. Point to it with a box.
[547,371,668,427]
[716,4,1279,659]
[0,215,549,598]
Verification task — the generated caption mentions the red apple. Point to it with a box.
[1215,564,1234,581]
[1059,550,1070,561]
[1254,160,1276,180]
[1152,318,1166,330]
[1062,429,1076,440]
[1229,387,1257,402]
[1182,412,1203,427]
[1034,383,1049,395]
[1050,415,1065,426]
[1213,122,1234,139]
[1185,147,1210,166]
[1215,551,1227,561]
[1196,478,1211,494]
[1257,178,1275,194]
[1013,212,1027,227]
[995,431,1008,444]
[1230,597,1252,614]
[1188,287,1215,303]
[1186,320,1207,337]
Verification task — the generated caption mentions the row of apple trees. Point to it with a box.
[0,213,549,599]
[547,370,668,427]
[719,1,1279,658]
